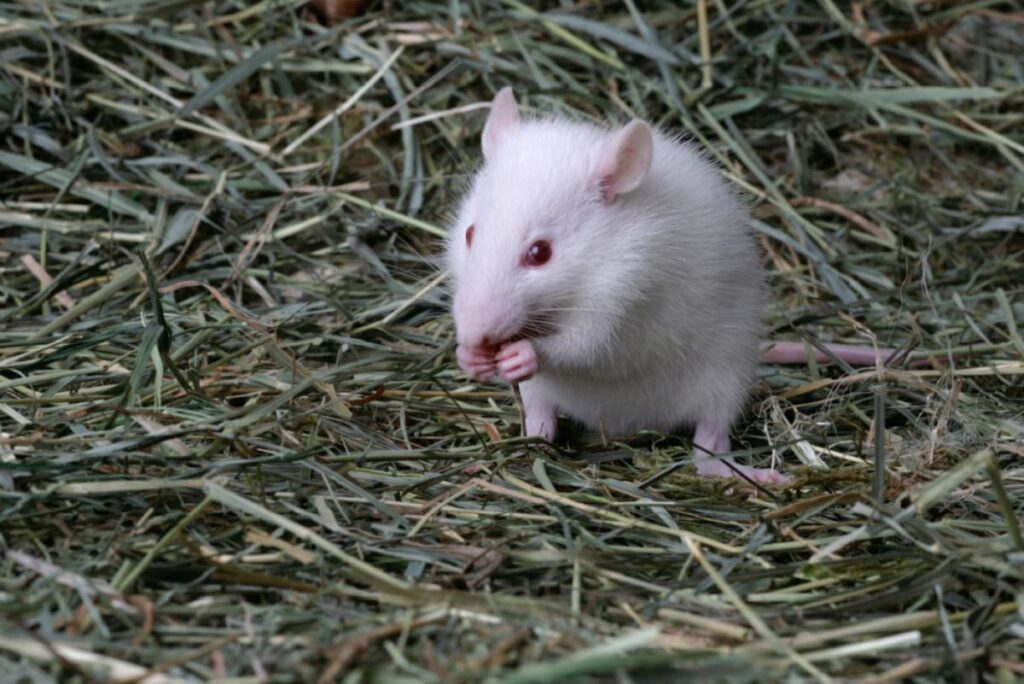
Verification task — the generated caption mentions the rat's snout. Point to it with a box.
[453,291,522,349]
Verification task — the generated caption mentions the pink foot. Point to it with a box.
[456,344,496,381]
[521,382,557,442]
[495,339,539,384]
[694,458,789,484]
[693,422,789,484]
[524,405,557,442]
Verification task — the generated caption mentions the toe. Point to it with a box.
[760,469,790,484]
[735,464,788,484]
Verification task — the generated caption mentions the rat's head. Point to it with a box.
[448,87,653,350]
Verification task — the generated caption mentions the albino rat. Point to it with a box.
[448,88,894,484]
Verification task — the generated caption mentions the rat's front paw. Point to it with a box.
[495,339,539,384]
[456,344,497,381]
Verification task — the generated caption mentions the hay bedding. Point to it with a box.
[0,1,1022,681]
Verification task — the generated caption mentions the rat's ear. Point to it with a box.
[482,87,519,159]
[593,120,653,204]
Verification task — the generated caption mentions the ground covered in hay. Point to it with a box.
[1,1,1023,682]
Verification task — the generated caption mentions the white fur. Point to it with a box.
[448,91,767,461]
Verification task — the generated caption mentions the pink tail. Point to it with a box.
[761,341,899,366]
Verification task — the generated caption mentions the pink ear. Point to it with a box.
[482,87,519,159]
[594,120,653,204]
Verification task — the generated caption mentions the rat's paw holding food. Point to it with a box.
[456,344,497,381]
[495,339,539,383]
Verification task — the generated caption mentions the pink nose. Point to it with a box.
[454,296,514,349]
[457,328,497,349]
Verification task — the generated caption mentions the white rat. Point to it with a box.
[448,88,893,484]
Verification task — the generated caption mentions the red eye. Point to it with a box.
[465,225,474,248]
[523,240,552,267]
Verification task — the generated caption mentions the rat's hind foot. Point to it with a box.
[524,406,557,442]
[521,382,557,442]
[457,344,497,381]
[495,339,539,384]
[694,458,789,484]
[693,421,788,484]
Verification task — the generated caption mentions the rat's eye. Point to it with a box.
[523,240,552,267]
[465,225,475,248]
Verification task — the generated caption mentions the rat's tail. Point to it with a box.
[760,341,901,366]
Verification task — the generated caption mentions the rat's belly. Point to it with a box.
[527,370,736,435]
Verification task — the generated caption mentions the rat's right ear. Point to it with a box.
[482,87,519,159]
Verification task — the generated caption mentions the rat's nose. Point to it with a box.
[453,295,518,349]
[458,328,498,349]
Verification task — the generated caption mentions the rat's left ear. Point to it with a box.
[482,87,520,159]
[593,120,653,204]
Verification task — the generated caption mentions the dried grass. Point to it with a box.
[1,1,1022,681]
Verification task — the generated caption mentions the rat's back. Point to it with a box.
[528,128,767,435]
